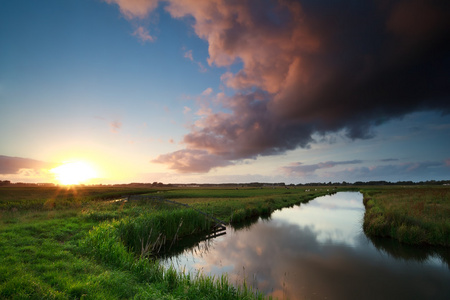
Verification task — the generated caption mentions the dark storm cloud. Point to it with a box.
[380,158,399,162]
[326,160,449,182]
[0,155,54,174]
[108,0,450,173]
[280,160,363,176]
[279,159,449,181]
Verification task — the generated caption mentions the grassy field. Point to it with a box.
[158,187,337,223]
[1,185,448,299]
[0,185,335,299]
[0,186,159,210]
[362,186,450,246]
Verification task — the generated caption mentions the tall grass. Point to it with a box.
[362,187,450,246]
[116,209,213,257]
[82,208,267,299]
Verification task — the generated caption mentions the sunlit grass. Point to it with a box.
[5,185,446,298]
[1,186,285,299]
[81,208,266,299]
[0,186,158,210]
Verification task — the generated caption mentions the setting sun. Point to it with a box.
[50,161,98,185]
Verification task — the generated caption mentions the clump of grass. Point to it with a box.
[116,209,213,257]
[231,208,247,224]
[362,187,450,246]
[81,209,267,299]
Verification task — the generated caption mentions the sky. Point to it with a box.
[1,0,449,185]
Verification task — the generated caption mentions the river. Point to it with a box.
[163,192,450,299]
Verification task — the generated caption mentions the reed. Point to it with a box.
[81,208,266,299]
[0,185,340,299]
[362,186,450,246]
[116,209,213,257]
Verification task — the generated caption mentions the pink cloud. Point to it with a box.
[162,1,448,172]
[110,120,122,133]
[183,106,192,114]
[165,0,319,94]
[105,0,450,173]
[103,0,160,19]
[152,149,232,173]
[132,26,154,42]
[0,155,55,175]
[184,49,194,61]
[183,49,207,72]
[201,87,213,96]
[197,62,207,72]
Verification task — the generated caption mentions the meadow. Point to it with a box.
[362,186,450,246]
[0,184,448,299]
[0,185,334,299]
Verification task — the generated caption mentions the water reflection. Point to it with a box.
[368,235,450,269]
[164,192,450,299]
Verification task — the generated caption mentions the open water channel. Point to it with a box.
[163,192,450,299]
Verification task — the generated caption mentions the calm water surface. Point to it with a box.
[164,192,450,299]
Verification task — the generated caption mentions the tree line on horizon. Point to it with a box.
[1,179,449,188]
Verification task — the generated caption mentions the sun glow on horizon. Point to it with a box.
[50,161,98,185]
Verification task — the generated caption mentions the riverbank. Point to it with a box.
[362,186,450,246]
[2,185,448,298]
[154,186,337,223]
[0,185,335,299]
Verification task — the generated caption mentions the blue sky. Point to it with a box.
[1,0,449,184]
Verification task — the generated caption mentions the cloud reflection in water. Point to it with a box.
[165,192,450,299]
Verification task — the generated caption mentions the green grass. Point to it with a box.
[155,187,336,223]
[0,186,158,210]
[0,210,172,299]
[81,209,266,299]
[1,186,291,299]
[2,184,447,299]
[362,186,450,246]
[116,208,214,257]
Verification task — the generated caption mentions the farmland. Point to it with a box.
[1,184,449,299]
